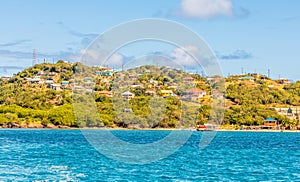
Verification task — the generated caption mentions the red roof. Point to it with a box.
[187,88,205,93]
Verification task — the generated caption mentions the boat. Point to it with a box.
[196,124,215,131]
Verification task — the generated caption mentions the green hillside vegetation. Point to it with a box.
[0,61,299,129]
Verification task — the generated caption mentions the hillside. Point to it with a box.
[0,60,300,129]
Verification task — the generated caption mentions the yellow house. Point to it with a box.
[160,90,173,97]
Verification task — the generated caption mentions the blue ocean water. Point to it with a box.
[0,129,299,181]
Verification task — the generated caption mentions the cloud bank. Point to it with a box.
[217,50,253,60]
[180,0,233,18]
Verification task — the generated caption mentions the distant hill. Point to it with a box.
[0,60,299,129]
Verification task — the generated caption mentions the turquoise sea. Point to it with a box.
[0,130,299,181]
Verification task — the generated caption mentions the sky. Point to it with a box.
[0,0,300,80]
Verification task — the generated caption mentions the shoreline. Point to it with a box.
[1,126,300,132]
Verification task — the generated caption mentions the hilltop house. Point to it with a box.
[276,78,290,85]
[1,75,11,81]
[240,75,254,82]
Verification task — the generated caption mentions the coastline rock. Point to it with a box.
[58,125,70,129]
[1,123,7,128]
[19,123,28,128]
[27,123,44,128]
[45,123,58,129]
[6,122,20,128]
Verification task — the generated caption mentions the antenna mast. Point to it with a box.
[33,49,37,66]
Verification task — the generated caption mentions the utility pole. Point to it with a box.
[33,49,37,66]
[268,69,270,78]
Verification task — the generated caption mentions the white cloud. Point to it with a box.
[107,53,124,67]
[80,48,125,68]
[181,0,233,18]
[170,46,198,67]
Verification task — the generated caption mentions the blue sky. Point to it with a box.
[0,0,300,80]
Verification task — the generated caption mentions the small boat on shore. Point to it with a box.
[196,124,216,131]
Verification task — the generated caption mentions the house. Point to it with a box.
[97,91,113,97]
[37,71,45,76]
[168,84,178,89]
[183,76,194,83]
[170,93,178,98]
[101,70,113,76]
[121,91,135,100]
[262,118,278,130]
[31,76,44,84]
[84,77,93,82]
[1,75,11,81]
[61,81,70,87]
[160,90,173,97]
[149,79,158,86]
[250,73,261,80]
[194,81,206,85]
[123,108,132,112]
[129,74,138,79]
[145,89,156,96]
[183,88,206,97]
[49,84,61,91]
[45,80,54,84]
[276,78,290,85]
[181,88,206,101]
[206,77,222,83]
[74,85,85,90]
[49,72,57,76]
[130,84,144,88]
[211,90,224,100]
[240,75,254,81]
